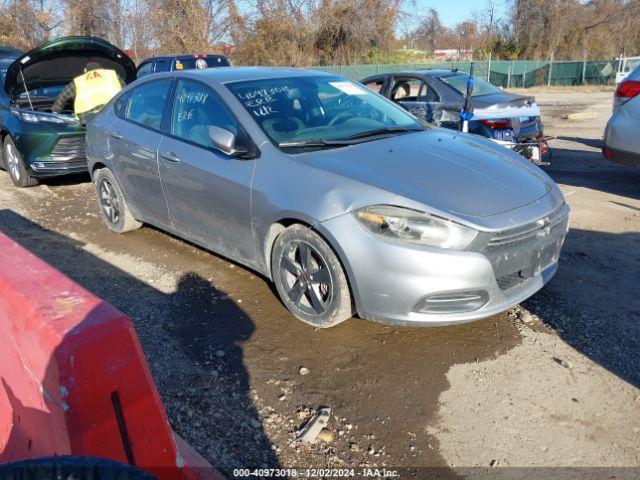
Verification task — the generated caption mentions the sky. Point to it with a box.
[406,0,508,29]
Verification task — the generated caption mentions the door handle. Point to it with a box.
[109,131,123,139]
[160,151,181,163]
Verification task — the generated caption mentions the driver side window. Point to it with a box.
[170,80,238,149]
[391,78,436,102]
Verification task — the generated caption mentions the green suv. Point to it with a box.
[0,36,135,187]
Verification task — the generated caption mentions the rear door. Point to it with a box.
[389,76,443,123]
[109,78,173,227]
[158,78,256,264]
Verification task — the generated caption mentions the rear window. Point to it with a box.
[440,74,502,97]
[174,56,230,71]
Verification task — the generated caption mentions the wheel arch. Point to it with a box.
[263,216,363,316]
[90,161,107,179]
[0,129,7,165]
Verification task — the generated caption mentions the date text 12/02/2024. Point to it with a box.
[232,468,399,478]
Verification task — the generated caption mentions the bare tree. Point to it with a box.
[0,0,63,49]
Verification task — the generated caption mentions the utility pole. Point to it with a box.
[548,51,554,86]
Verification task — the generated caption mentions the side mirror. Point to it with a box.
[208,126,248,157]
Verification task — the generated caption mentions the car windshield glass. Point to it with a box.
[440,73,502,97]
[226,75,422,147]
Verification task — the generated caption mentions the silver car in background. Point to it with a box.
[86,67,569,328]
[603,65,640,167]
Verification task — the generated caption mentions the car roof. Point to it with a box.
[147,66,333,84]
[403,69,463,78]
[364,69,464,81]
[140,54,228,62]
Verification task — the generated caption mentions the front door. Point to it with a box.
[110,78,174,227]
[158,79,256,264]
[390,77,443,124]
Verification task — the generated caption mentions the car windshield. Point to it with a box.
[226,75,423,147]
[440,73,503,97]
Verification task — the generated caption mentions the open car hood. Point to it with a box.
[4,36,136,98]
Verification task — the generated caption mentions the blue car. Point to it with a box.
[136,54,230,78]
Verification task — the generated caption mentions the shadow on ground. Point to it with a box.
[531,147,640,387]
[0,209,280,476]
[548,147,640,200]
[557,136,602,149]
[524,227,640,388]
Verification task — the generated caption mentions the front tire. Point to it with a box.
[93,168,142,233]
[4,136,38,187]
[271,224,353,328]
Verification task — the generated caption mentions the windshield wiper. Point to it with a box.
[345,126,424,140]
[278,139,351,148]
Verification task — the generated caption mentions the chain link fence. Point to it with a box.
[309,59,628,88]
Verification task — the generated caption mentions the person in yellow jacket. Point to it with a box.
[52,61,124,123]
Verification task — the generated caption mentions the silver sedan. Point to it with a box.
[86,67,569,328]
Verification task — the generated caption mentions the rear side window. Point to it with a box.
[114,91,131,117]
[170,79,237,149]
[137,62,153,78]
[125,79,173,130]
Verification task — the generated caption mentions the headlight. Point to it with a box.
[10,108,71,124]
[354,205,478,250]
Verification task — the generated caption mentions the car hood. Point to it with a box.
[299,129,554,218]
[4,36,136,98]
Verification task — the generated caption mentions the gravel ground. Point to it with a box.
[0,88,638,478]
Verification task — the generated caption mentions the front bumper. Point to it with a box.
[321,203,569,327]
[13,126,87,178]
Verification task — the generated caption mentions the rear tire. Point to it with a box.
[93,168,142,233]
[4,136,38,187]
[271,224,353,328]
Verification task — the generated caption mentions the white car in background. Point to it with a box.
[603,65,640,167]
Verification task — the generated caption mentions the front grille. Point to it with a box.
[484,204,569,290]
[488,204,568,247]
[51,136,86,163]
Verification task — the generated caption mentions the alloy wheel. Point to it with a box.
[99,178,121,226]
[279,241,333,316]
[5,142,20,180]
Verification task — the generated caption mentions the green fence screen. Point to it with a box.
[309,59,622,88]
